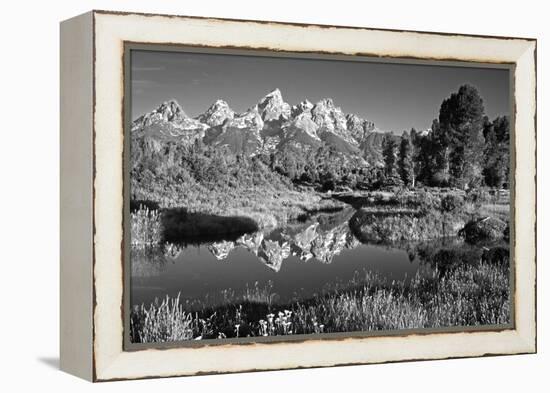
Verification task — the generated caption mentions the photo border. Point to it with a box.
[123,43,517,351]
[85,10,536,381]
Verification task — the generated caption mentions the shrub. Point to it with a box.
[431,170,450,187]
[322,179,336,192]
[459,216,507,244]
[466,188,491,205]
[349,209,465,243]
[440,193,465,212]
[416,190,442,215]
[503,224,510,242]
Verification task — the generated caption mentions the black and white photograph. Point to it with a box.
[128,48,512,344]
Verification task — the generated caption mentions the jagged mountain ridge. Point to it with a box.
[205,209,359,272]
[159,209,359,272]
[132,88,386,165]
[132,100,209,145]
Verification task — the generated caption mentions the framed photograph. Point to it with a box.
[60,10,537,381]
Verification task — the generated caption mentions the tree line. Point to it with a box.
[133,84,510,196]
[261,84,510,191]
[382,84,510,190]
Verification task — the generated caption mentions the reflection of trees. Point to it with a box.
[132,207,509,278]
[413,238,509,276]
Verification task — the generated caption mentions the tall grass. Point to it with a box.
[130,294,194,343]
[131,207,162,246]
[291,262,509,333]
[243,280,278,305]
[130,258,510,343]
[349,188,510,244]
[349,210,467,243]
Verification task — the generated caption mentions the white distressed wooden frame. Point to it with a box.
[60,10,536,382]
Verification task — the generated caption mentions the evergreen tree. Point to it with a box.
[398,132,414,187]
[408,128,418,188]
[482,116,510,188]
[413,123,438,186]
[430,118,451,185]
[382,133,402,187]
[438,84,486,189]
[382,133,397,177]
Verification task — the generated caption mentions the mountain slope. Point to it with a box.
[132,100,208,145]
[132,88,385,165]
[196,99,235,126]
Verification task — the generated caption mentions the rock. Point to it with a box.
[197,99,235,126]
[459,217,508,244]
[146,99,187,124]
[310,226,350,264]
[132,88,384,160]
[236,232,264,255]
[205,109,264,155]
[282,111,321,142]
[132,99,209,145]
[257,239,291,272]
[346,113,375,144]
[255,88,291,121]
[224,109,264,131]
[208,241,235,260]
[311,98,354,144]
[291,99,313,117]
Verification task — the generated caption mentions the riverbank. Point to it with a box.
[131,187,510,246]
[131,188,346,246]
[345,188,509,244]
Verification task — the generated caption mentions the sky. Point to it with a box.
[131,49,510,133]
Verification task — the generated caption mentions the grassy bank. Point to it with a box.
[130,254,510,343]
[131,190,345,245]
[347,188,509,244]
[349,209,468,243]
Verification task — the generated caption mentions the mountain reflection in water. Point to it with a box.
[130,208,502,309]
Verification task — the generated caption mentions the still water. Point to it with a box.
[131,208,472,309]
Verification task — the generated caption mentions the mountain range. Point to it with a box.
[132,88,395,166]
[180,209,360,272]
